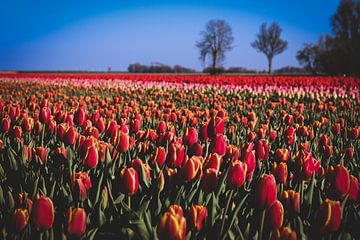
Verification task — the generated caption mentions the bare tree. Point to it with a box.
[296,43,319,74]
[196,20,234,74]
[251,22,288,74]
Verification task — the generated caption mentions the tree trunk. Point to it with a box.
[268,57,273,74]
[212,54,217,71]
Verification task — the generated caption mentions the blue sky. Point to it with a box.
[0,0,340,71]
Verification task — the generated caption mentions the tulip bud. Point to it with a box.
[207,116,225,139]
[349,175,359,202]
[167,142,185,167]
[35,147,47,164]
[74,108,86,126]
[131,159,151,181]
[64,126,77,146]
[266,200,284,230]
[201,168,218,193]
[116,131,129,153]
[66,208,86,238]
[119,167,139,195]
[1,117,11,133]
[348,127,359,139]
[157,171,165,193]
[12,208,29,233]
[273,162,288,184]
[31,195,54,231]
[203,153,222,173]
[159,207,186,240]
[256,174,277,209]
[273,227,297,240]
[188,205,207,232]
[325,165,350,199]
[181,156,202,182]
[315,199,342,233]
[331,123,341,135]
[210,134,227,156]
[255,139,269,161]
[227,160,247,189]
[12,126,22,139]
[224,145,239,162]
[269,130,277,141]
[274,149,290,163]
[241,142,256,180]
[157,121,167,135]
[39,107,51,124]
[199,122,209,142]
[96,118,106,133]
[281,190,300,214]
[189,142,203,157]
[71,172,92,201]
[344,147,354,160]
[82,144,98,169]
[183,127,198,146]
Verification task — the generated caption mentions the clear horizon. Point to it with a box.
[0,0,340,71]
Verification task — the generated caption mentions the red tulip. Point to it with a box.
[315,199,342,233]
[12,208,29,233]
[150,146,167,167]
[64,126,77,146]
[210,134,227,156]
[159,206,186,240]
[207,116,225,139]
[241,142,256,180]
[273,227,297,240]
[82,144,99,169]
[12,126,22,139]
[269,130,277,141]
[66,208,87,238]
[203,153,222,173]
[348,127,359,139]
[201,168,218,193]
[116,131,129,153]
[130,118,141,134]
[224,145,240,162]
[188,205,207,231]
[2,117,11,133]
[273,162,288,184]
[183,127,198,146]
[131,159,151,181]
[349,175,359,202]
[157,121,167,135]
[199,122,209,142]
[256,174,277,209]
[331,123,341,135]
[189,142,203,157]
[96,117,106,133]
[39,107,51,124]
[274,149,290,163]
[35,147,47,164]
[255,139,269,161]
[325,165,350,199]
[119,167,139,195]
[266,200,284,230]
[281,190,300,214]
[227,160,247,189]
[74,107,86,126]
[31,195,54,231]
[71,172,92,201]
[106,120,118,138]
[167,142,185,167]
[181,156,202,182]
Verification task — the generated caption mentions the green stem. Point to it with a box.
[128,195,131,209]
[300,180,305,211]
[220,189,234,238]
[259,208,266,240]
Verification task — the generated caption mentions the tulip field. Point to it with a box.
[0,73,359,240]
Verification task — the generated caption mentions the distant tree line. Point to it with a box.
[296,0,360,75]
[127,0,359,76]
[128,63,196,73]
